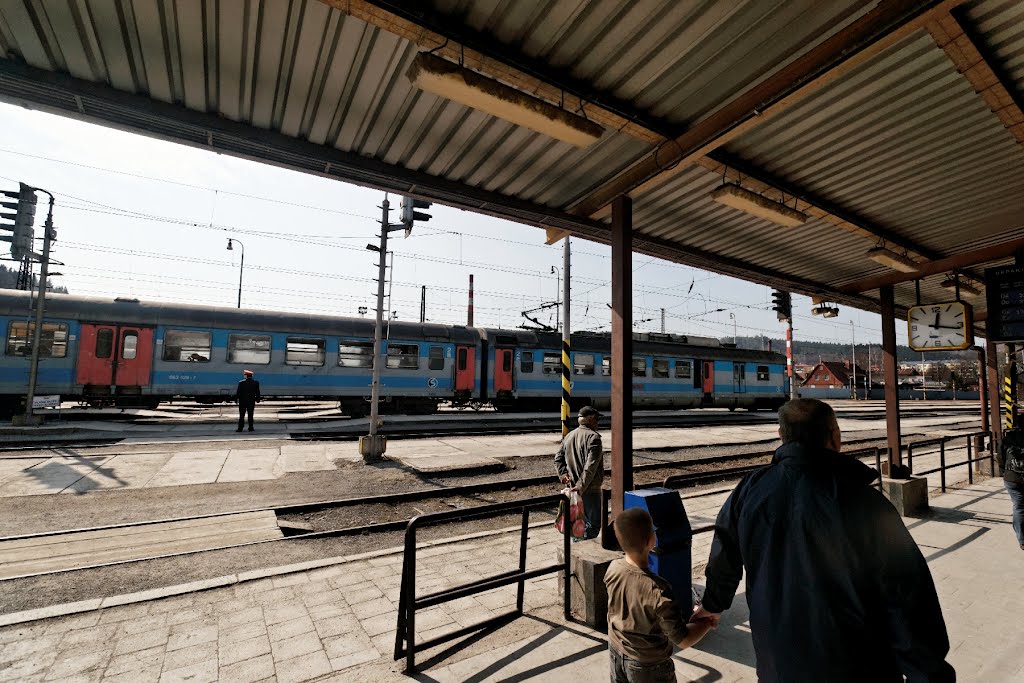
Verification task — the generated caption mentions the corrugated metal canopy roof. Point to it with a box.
[0,0,1022,334]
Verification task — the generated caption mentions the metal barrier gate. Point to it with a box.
[394,493,572,673]
[906,431,993,492]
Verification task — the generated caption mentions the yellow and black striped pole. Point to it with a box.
[1005,365,1017,431]
[561,237,571,436]
[562,338,571,436]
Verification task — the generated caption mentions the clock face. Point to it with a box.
[907,302,973,351]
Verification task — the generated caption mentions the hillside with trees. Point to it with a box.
[0,264,68,293]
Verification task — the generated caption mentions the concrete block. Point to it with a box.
[556,539,621,629]
[881,476,929,517]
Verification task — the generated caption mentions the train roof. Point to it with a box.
[0,291,480,344]
[482,327,784,363]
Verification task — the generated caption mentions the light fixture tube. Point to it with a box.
[866,246,918,273]
[407,53,604,147]
[709,183,808,227]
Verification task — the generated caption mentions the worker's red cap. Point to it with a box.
[243,370,254,375]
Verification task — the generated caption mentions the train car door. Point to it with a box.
[702,361,714,395]
[115,327,154,386]
[493,348,514,393]
[454,346,476,392]
[733,363,746,393]
[76,324,153,387]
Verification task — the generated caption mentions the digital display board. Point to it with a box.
[985,264,1024,342]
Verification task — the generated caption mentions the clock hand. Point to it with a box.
[933,324,964,330]
[933,312,940,329]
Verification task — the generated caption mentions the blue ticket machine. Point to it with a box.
[623,488,694,614]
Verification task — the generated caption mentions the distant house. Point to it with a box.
[801,360,868,391]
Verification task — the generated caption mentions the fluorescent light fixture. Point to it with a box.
[812,305,840,318]
[709,183,808,228]
[940,277,981,297]
[407,53,604,147]
[866,246,918,273]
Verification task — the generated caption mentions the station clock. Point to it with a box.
[907,301,974,351]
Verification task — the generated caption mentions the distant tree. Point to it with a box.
[0,264,68,293]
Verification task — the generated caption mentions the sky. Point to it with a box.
[0,102,902,347]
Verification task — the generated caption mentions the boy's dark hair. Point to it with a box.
[778,398,837,448]
[614,507,654,554]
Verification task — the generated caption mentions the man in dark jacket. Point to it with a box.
[234,369,261,432]
[1000,428,1024,549]
[694,398,954,682]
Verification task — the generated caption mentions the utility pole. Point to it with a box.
[467,274,474,326]
[660,308,666,333]
[787,319,795,400]
[561,237,571,436]
[867,343,872,399]
[419,285,426,323]
[23,190,55,425]
[850,321,857,400]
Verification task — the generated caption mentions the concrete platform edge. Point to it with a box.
[0,518,551,628]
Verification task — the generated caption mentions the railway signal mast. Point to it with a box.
[2,182,58,424]
[772,290,795,400]
[360,194,431,463]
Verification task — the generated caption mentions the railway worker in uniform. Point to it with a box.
[555,406,604,540]
[693,398,955,682]
[234,369,261,433]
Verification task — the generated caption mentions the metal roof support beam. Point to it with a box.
[570,0,969,218]
[0,59,883,315]
[839,236,1024,294]
[880,285,907,477]
[926,10,1024,145]
[610,195,633,522]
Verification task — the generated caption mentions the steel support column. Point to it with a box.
[987,338,1002,467]
[880,285,908,477]
[976,345,989,435]
[610,196,633,520]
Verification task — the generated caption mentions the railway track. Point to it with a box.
[0,450,773,581]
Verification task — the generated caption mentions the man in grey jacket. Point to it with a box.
[555,406,604,539]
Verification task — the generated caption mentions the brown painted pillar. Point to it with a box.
[977,346,989,435]
[610,195,633,519]
[879,285,907,477]
[988,338,1002,447]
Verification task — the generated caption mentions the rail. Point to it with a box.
[393,493,571,674]
[906,431,993,492]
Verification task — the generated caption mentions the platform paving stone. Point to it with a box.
[0,475,1017,681]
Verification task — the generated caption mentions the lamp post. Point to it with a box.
[226,239,245,308]
[729,312,737,344]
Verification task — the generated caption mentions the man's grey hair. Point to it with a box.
[778,399,837,448]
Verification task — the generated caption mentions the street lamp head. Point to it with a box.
[366,243,381,252]
[550,266,556,274]
[227,239,233,250]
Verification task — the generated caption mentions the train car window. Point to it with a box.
[228,334,271,364]
[632,357,647,377]
[601,357,610,376]
[428,346,445,371]
[163,330,211,362]
[6,321,68,358]
[757,366,770,381]
[121,332,138,360]
[574,353,595,375]
[520,352,534,373]
[386,343,419,369]
[286,337,326,366]
[542,352,560,374]
[652,359,669,378]
[95,329,114,359]
[502,352,512,372]
[457,348,468,371]
[675,360,692,379]
[339,342,374,368]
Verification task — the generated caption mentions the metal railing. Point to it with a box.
[393,493,571,674]
[906,431,993,492]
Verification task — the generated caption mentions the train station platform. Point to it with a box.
[0,477,1018,682]
[0,411,978,498]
